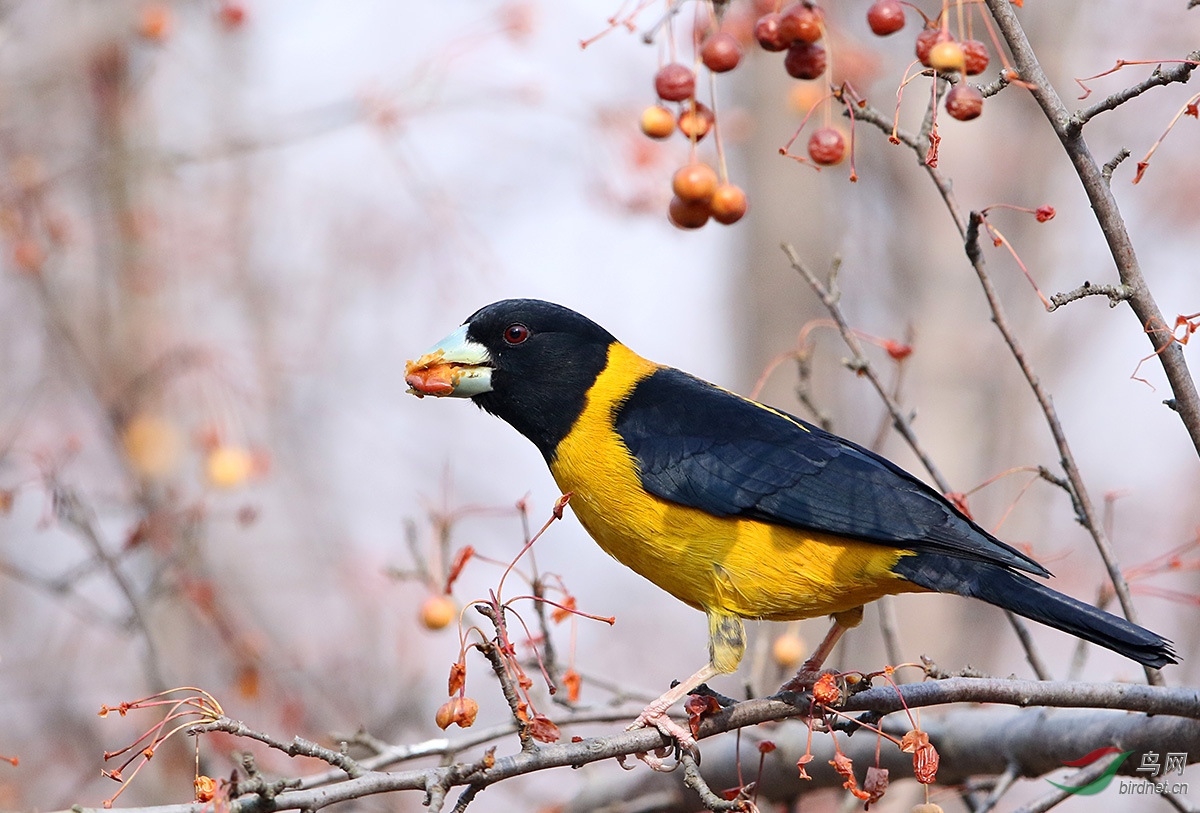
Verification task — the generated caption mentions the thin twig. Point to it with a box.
[54,486,166,691]
[781,245,950,492]
[965,211,1158,686]
[190,718,363,777]
[976,761,1020,813]
[1048,280,1131,310]
[1069,50,1200,131]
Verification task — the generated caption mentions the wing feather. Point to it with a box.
[614,368,1048,577]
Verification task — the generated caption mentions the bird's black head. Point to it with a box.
[407,299,617,460]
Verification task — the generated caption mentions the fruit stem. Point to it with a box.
[709,70,729,182]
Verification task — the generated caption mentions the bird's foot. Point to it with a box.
[627,705,699,762]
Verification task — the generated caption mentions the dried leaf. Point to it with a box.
[797,753,814,780]
[914,742,940,784]
[193,775,217,803]
[435,696,479,730]
[685,694,722,737]
[830,751,870,800]
[562,668,582,702]
[528,714,560,743]
[900,729,930,753]
[551,596,577,624]
[885,340,913,361]
[864,766,889,807]
[445,545,474,592]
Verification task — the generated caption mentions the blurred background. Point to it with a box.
[0,1,1196,811]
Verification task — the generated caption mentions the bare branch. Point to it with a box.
[1070,51,1200,131]
[985,0,1200,458]
[1048,280,1132,310]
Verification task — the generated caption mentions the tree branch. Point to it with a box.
[985,0,1200,458]
[63,677,1200,813]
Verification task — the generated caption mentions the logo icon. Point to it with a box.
[1047,748,1133,795]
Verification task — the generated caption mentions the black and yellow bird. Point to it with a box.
[406,299,1175,742]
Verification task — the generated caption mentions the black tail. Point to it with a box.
[894,553,1177,669]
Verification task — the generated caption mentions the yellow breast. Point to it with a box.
[548,343,925,621]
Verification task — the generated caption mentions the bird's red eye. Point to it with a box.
[504,323,530,345]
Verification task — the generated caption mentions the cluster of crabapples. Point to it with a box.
[866,0,990,121]
[641,46,749,229]
[637,0,995,230]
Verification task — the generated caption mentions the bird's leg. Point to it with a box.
[781,606,864,692]
[628,612,745,751]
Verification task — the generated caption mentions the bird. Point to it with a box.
[405,298,1176,745]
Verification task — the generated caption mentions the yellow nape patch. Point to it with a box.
[549,344,927,622]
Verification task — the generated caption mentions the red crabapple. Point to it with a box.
[668,195,710,229]
[807,127,846,165]
[945,84,983,120]
[655,63,695,102]
[961,39,989,75]
[754,13,791,52]
[784,41,827,80]
[701,32,744,72]
[867,0,905,36]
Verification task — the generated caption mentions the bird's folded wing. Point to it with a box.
[615,367,1049,578]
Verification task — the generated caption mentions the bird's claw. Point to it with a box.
[627,709,700,764]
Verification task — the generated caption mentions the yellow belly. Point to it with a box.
[549,344,925,621]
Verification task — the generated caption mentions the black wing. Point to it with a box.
[614,367,1048,577]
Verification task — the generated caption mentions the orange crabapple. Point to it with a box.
[205,445,254,489]
[137,3,172,42]
[640,105,675,139]
[672,163,719,203]
[772,632,807,668]
[677,102,714,140]
[928,39,966,73]
[420,594,458,630]
[709,183,748,225]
